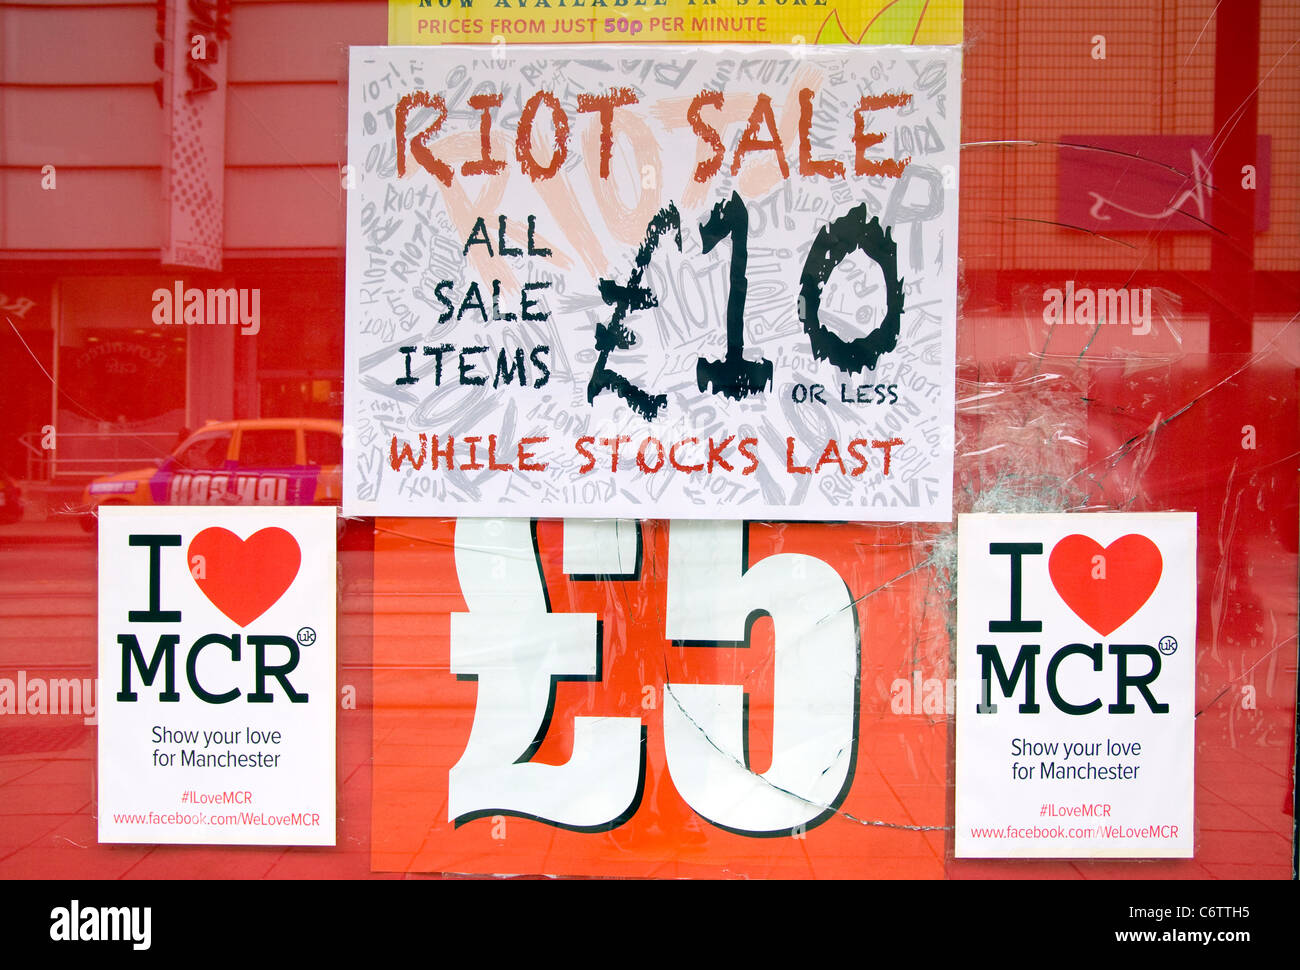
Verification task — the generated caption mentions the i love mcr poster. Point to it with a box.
[97,507,336,846]
[956,513,1196,859]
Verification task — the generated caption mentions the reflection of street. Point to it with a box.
[0,528,99,875]
[0,534,98,690]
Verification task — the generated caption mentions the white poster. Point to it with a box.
[955,512,1196,858]
[97,507,336,845]
[344,44,960,521]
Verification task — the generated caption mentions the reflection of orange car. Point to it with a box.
[82,419,342,520]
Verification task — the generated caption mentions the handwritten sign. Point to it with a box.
[345,45,961,520]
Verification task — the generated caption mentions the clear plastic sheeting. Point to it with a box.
[367,337,1295,877]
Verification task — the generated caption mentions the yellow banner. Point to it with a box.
[388,0,963,46]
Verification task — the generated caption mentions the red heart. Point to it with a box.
[188,527,301,627]
[1048,534,1163,636]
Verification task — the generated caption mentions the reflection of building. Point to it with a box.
[0,1,382,480]
[959,0,1297,359]
[2,0,1296,481]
